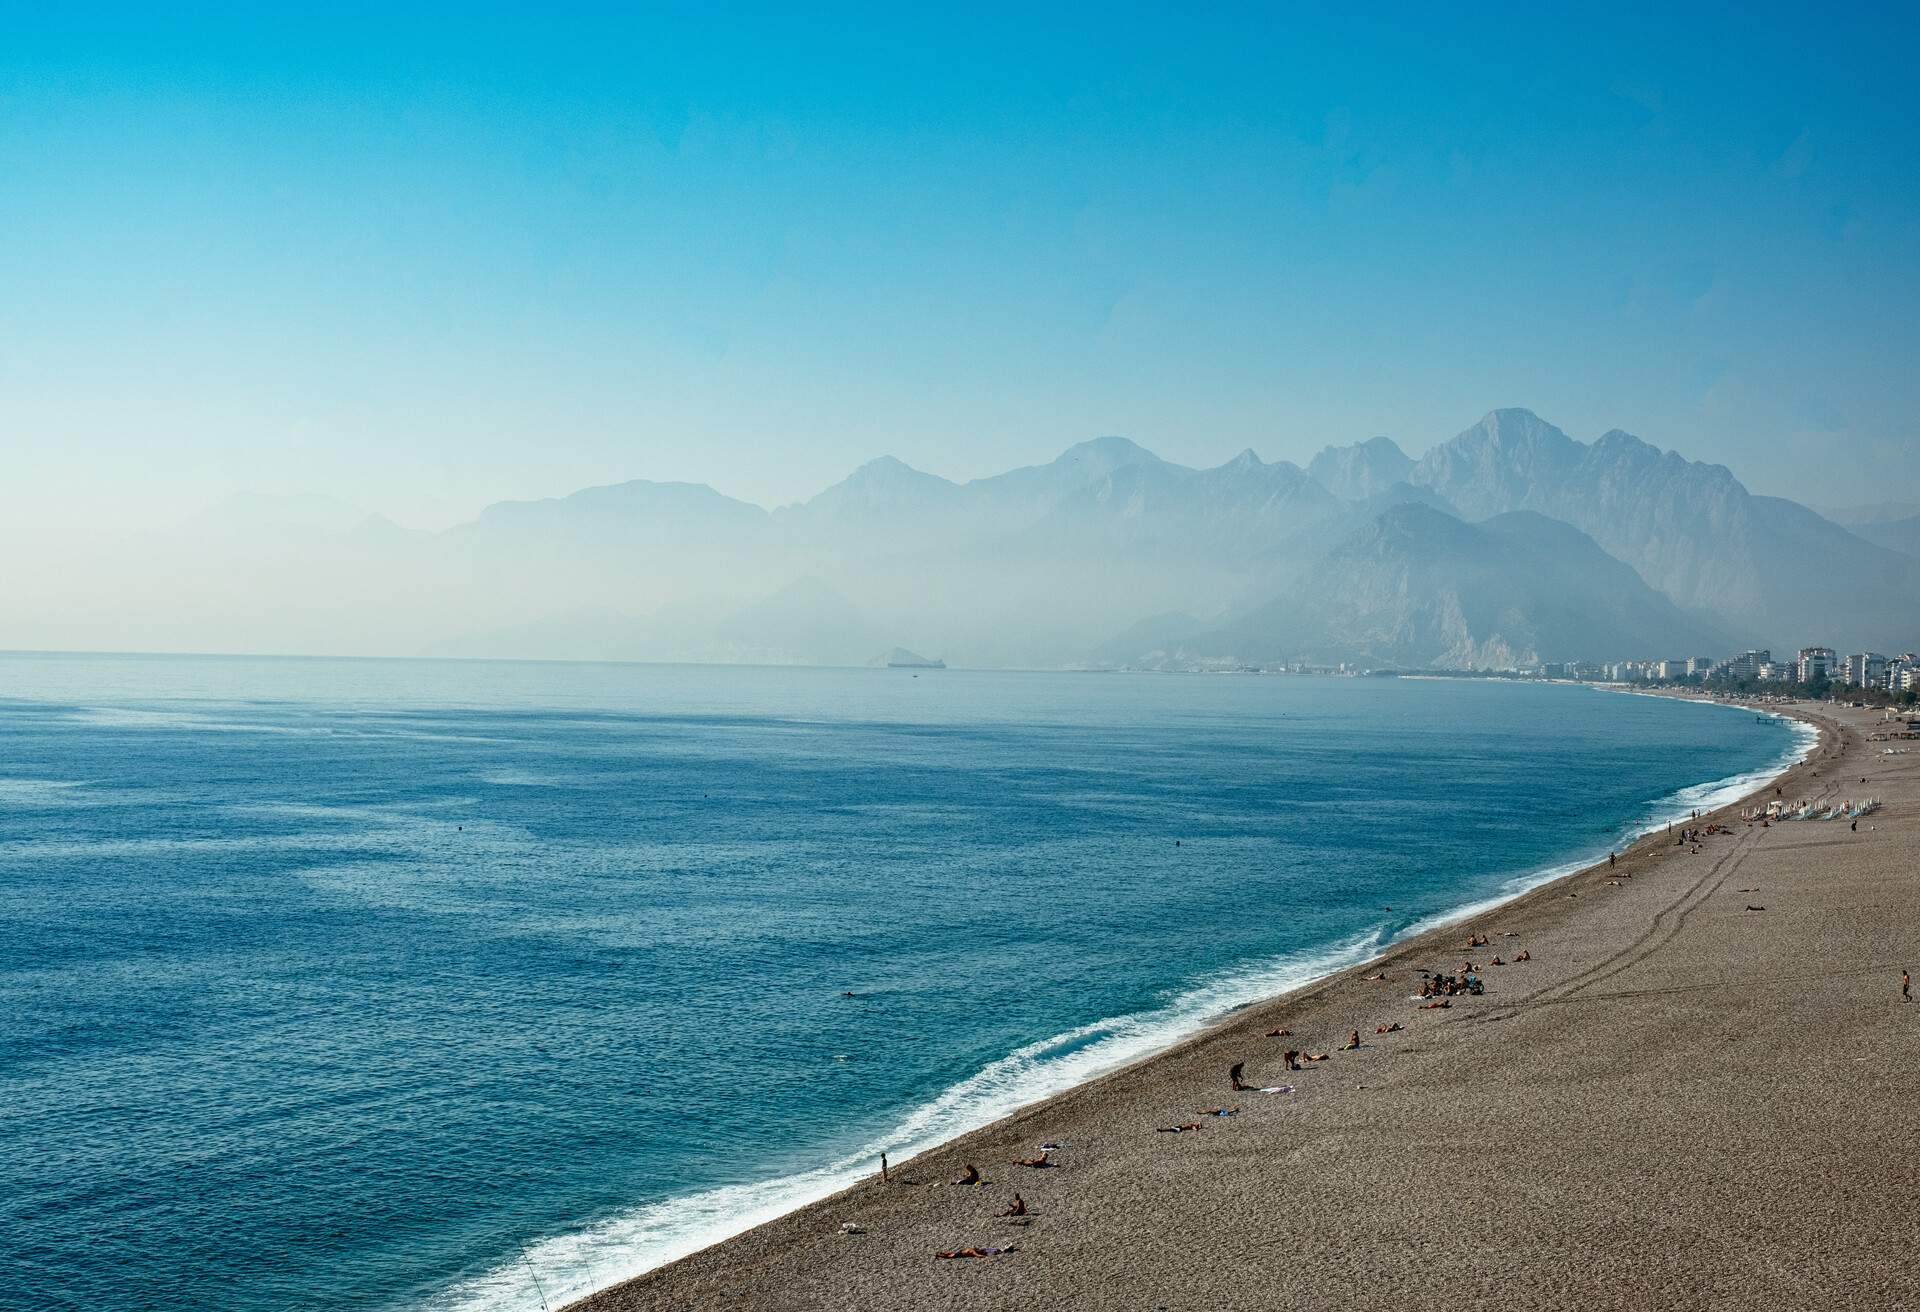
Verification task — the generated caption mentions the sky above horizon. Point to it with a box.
[4,3,1919,538]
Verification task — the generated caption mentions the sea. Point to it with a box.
[0,653,1811,1312]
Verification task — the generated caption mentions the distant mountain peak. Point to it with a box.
[851,454,935,479]
[1467,408,1575,449]
[1411,409,1920,647]
[1053,434,1163,470]
[1308,434,1413,501]
[783,453,961,522]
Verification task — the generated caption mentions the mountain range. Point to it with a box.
[40,409,1920,668]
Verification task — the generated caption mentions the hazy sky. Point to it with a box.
[4,3,1917,539]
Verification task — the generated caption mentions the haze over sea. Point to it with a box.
[1,654,1805,1312]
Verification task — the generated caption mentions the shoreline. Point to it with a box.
[562,693,1845,1312]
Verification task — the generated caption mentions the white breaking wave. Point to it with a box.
[421,702,1818,1312]
[418,928,1389,1312]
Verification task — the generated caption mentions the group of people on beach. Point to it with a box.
[1677,823,1727,845]
[1420,964,1485,998]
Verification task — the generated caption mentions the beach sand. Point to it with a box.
[572,701,1920,1310]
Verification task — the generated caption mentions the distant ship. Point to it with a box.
[873,646,946,669]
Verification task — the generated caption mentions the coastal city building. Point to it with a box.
[1716,649,1771,679]
[1797,646,1836,683]
[1844,652,1888,687]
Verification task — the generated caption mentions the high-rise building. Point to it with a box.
[1797,646,1836,683]
[1843,652,1888,687]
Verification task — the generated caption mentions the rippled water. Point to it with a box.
[0,655,1803,1311]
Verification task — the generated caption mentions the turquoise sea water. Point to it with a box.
[0,655,1804,1311]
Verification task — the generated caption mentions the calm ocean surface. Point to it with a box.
[0,654,1805,1311]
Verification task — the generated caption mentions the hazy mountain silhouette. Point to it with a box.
[1307,435,1413,501]
[60,409,1919,664]
[1846,512,1920,560]
[1176,504,1726,668]
[1406,408,1920,651]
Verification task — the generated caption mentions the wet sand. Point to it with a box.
[573,700,1920,1310]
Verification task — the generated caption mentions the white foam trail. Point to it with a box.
[419,929,1388,1312]
[423,701,1817,1312]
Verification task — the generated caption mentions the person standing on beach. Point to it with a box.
[1904,970,1911,1002]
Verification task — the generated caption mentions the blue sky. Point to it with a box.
[3,3,1917,535]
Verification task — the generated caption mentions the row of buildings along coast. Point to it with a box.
[1539,647,1920,694]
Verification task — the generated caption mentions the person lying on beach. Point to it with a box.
[1266,1027,1292,1037]
[1200,1106,1239,1116]
[1156,1123,1204,1133]
[1359,972,1386,981]
[1375,1023,1403,1034]
[937,1246,1015,1259]
[1302,1051,1331,1062]
[1341,1031,1361,1050]
[953,1164,982,1186]
[1230,1062,1253,1091]
[998,1195,1028,1217]
[1745,905,1766,912]
[1014,1151,1054,1168]
[1420,1000,1452,1009]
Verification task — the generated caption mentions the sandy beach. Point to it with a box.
[572,700,1920,1311]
